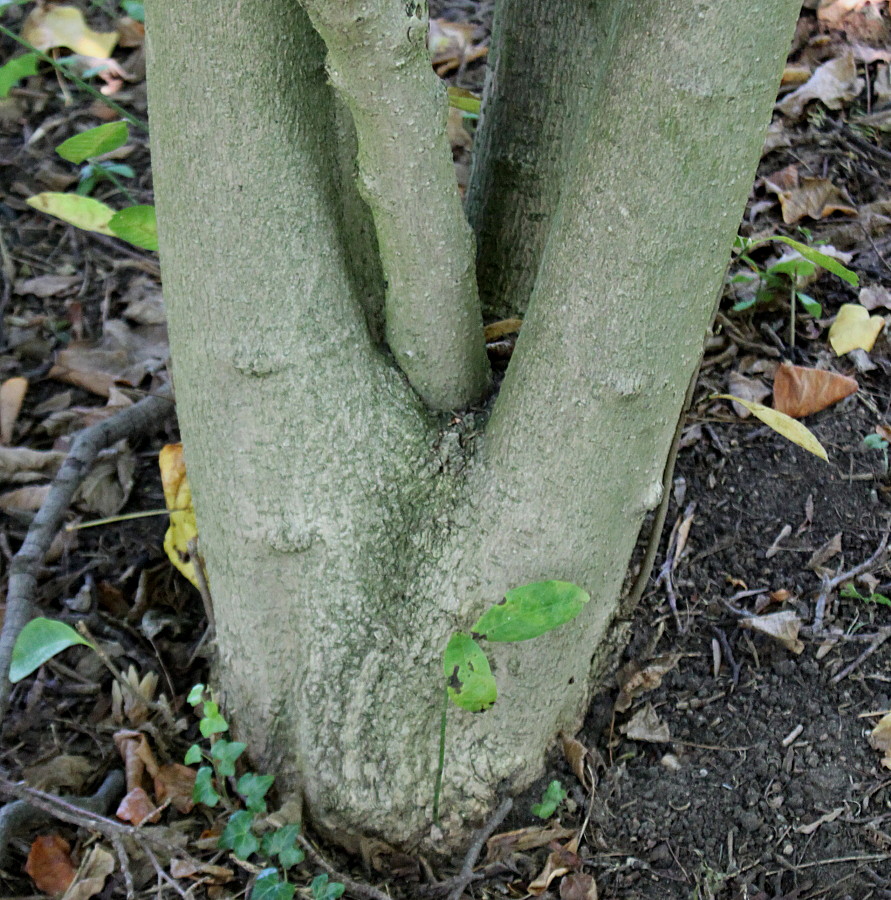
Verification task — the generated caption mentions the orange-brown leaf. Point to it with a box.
[25,834,76,895]
[773,362,858,418]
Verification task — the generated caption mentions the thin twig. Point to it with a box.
[0,386,174,723]
[830,626,891,684]
[187,537,215,632]
[296,834,392,900]
[445,797,513,900]
[110,833,136,900]
[0,771,124,866]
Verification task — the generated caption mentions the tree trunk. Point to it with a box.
[146,0,799,852]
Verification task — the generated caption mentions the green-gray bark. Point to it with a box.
[146,0,799,852]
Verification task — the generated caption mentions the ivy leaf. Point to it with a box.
[261,824,304,869]
[236,773,274,815]
[251,869,295,900]
[187,684,205,705]
[211,739,247,777]
[471,581,590,643]
[443,633,496,712]
[311,874,345,900]
[192,766,220,808]
[200,701,228,736]
[219,810,260,860]
[184,744,203,765]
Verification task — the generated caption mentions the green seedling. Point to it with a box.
[730,234,858,349]
[185,684,340,900]
[434,580,589,821]
[531,779,567,820]
[840,583,891,608]
[863,432,889,474]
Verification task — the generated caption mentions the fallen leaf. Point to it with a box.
[484,318,523,342]
[26,192,116,235]
[773,362,858,417]
[560,733,603,792]
[486,825,576,862]
[868,712,891,768]
[728,371,770,418]
[561,873,598,900]
[829,303,885,354]
[0,376,28,444]
[170,859,234,883]
[14,274,80,297]
[114,729,160,791]
[24,755,92,792]
[860,285,891,310]
[807,532,843,571]
[154,764,196,814]
[528,839,581,896]
[620,703,671,743]
[159,444,199,587]
[0,483,51,512]
[22,5,118,57]
[25,835,76,894]
[714,395,828,461]
[777,51,864,118]
[116,786,160,825]
[62,845,115,900]
[796,805,845,834]
[615,654,681,712]
[778,177,857,224]
[740,610,804,654]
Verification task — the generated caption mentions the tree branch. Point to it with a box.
[300,0,490,410]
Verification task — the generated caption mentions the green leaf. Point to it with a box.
[768,236,859,286]
[10,618,95,683]
[236,773,274,814]
[184,744,203,765]
[211,739,247,777]
[200,700,228,736]
[443,633,496,712]
[0,52,39,98]
[531,779,566,819]
[261,824,304,869]
[193,766,221,807]
[56,121,129,164]
[120,0,145,22]
[863,434,888,451]
[26,192,115,235]
[471,581,590,643]
[109,205,158,251]
[446,86,481,117]
[187,684,205,705]
[731,296,758,312]
[219,810,260,860]
[311,874,345,900]
[796,292,821,317]
[251,869,295,900]
[768,257,815,280]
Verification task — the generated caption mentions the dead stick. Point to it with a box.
[444,797,513,900]
[0,387,174,723]
[296,833,392,900]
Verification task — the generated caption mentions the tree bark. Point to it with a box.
[146,0,799,852]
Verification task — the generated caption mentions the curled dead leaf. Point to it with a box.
[0,376,28,444]
[486,824,576,863]
[560,873,598,900]
[773,362,858,418]
[528,839,581,896]
[777,51,864,118]
[869,712,891,769]
[739,610,804,654]
[615,654,681,713]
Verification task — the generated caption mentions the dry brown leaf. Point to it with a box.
[170,859,234,883]
[528,839,581,896]
[796,805,845,834]
[24,755,92,792]
[0,376,28,445]
[116,16,145,47]
[62,845,115,900]
[154,764,196,814]
[560,733,604,792]
[615,654,681,713]
[14,274,80,297]
[484,318,523,342]
[561,873,598,900]
[877,423,891,442]
[773,362,858,418]
[778,177,857,224]
[75,440,135,517]
[818,0,890,42]
[114,729,160,791]
[116,786,161,825]
[486,824,576,862]
[781,65,813,86]
[860,285,891,310]
[728,372,770,418]
[808,531,843,570]
[869,712,891,769]
[0,483,51,512]
[25,834,76,895]
[777,51,864,118]
[740,610,804,654]
[22,5,118,57]
[764,163,800,194]
[620,703,671,743]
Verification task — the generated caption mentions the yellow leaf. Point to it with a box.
[159,443,199,588]
[828,303,885,355]
[22,5,118,58]
[713,394,828,461]
[26,193,115,235]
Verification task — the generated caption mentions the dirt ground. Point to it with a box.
[1,2,890,899]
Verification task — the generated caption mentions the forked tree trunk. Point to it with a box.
[145,0,799,851]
